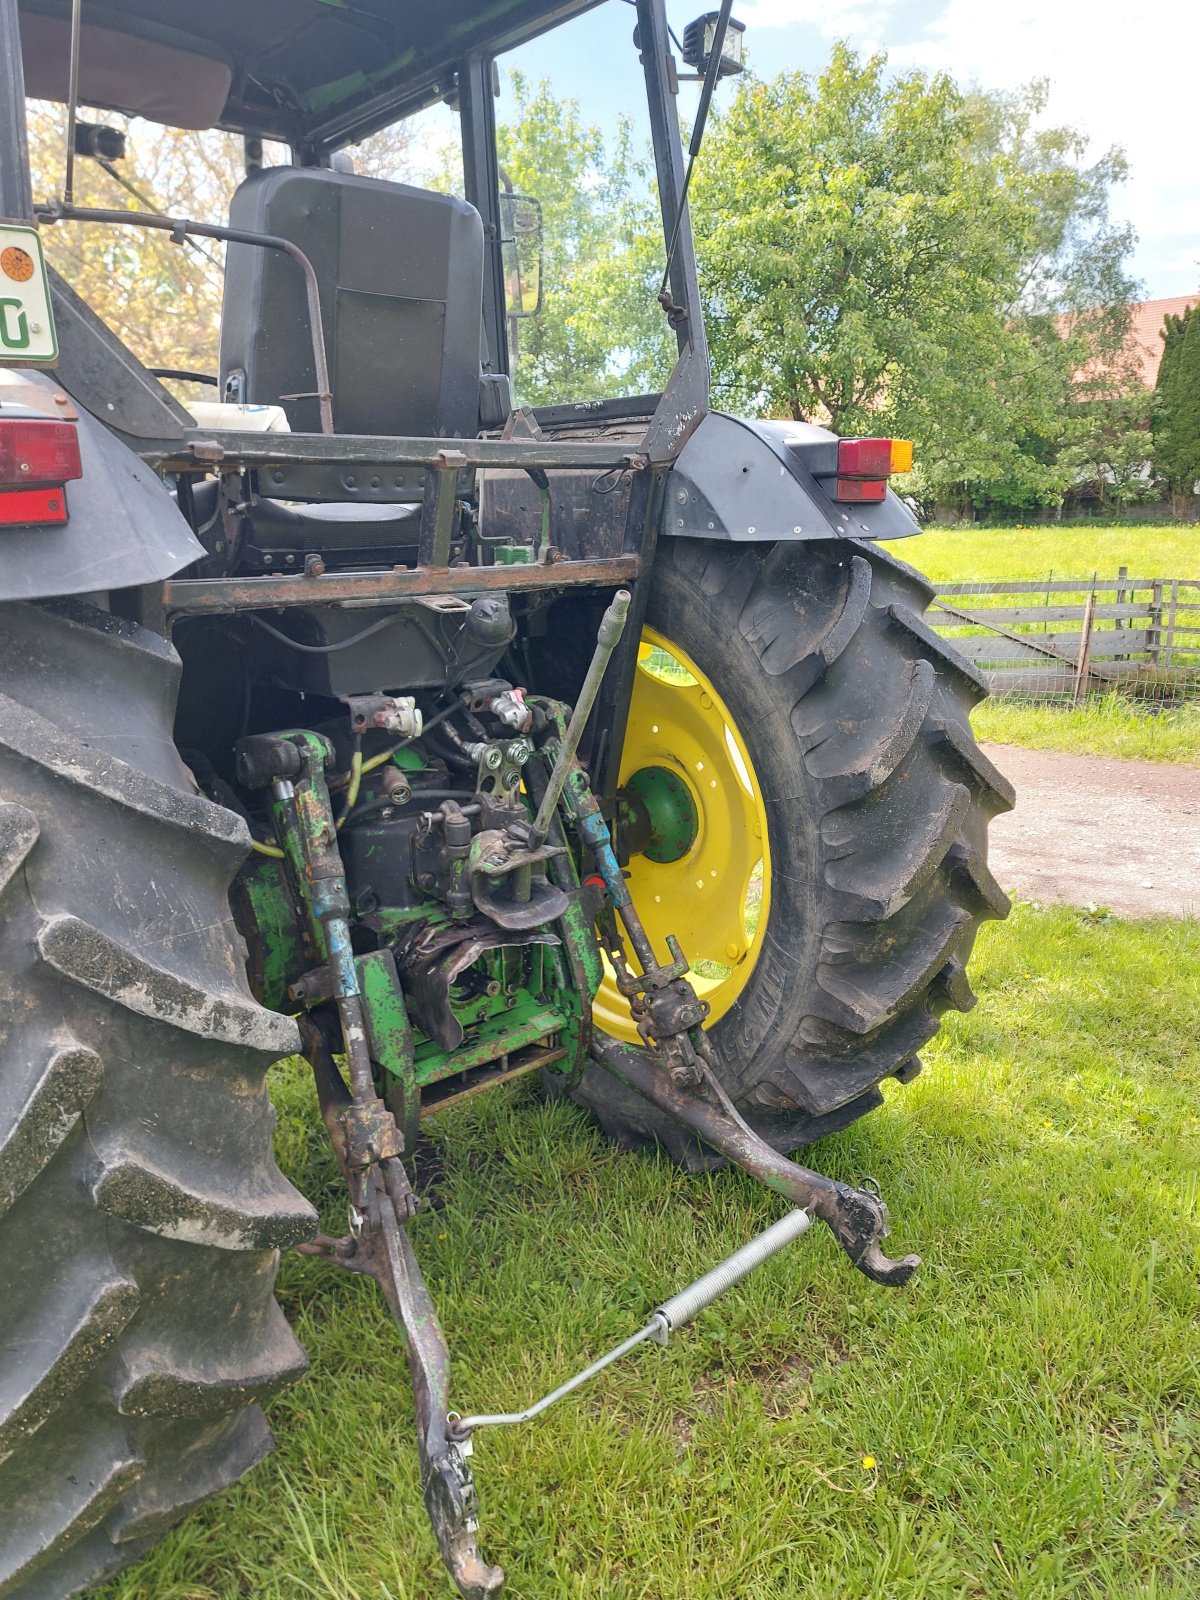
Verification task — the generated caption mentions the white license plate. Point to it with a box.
[0,223,59,364]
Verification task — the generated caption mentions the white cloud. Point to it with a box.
[892,0,1199,298]
[737,0,891,34]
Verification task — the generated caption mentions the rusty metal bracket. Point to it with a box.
[591,1034,920,1288]
[162,553,642,618]
[300,1159,503,1599]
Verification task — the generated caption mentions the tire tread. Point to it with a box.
[0,600,312,1599]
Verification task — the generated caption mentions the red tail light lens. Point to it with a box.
[833,478,887,503]
[0,417,82,527]
[0,418,83,486]
[837,438,913,478]
[0,485,69,525]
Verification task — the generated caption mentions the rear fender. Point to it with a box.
[0,369,203,602]
[662,412,921,543]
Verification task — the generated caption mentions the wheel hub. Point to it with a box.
[618,764,699,864]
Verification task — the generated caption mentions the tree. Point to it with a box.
[27,103,237,375]
[1153,304,1200,506]
[1057,390,1156,509]
[689,47,1140,515]
[494,73,672,406]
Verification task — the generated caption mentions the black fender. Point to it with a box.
[0,369,203,602]
[662,412,921,542]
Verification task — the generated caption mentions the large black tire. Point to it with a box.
[578,536,1013,1160]
[0,599,315,1599]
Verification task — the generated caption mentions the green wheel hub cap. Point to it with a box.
[622,764,700,864]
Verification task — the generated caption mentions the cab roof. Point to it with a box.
[18,0,601,148]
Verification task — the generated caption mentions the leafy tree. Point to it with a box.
[494,72,672,406]
[27,103,236,374]
[1058,390,1156,508]
[689,47,1140,516]
[1153,304,1200,505]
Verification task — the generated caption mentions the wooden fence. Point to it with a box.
[926,570,1200,698]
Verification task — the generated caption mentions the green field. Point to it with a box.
[883,524,1200,764]
[102,905,1200,1600]
[890,523,1200,585]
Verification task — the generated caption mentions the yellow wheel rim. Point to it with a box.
[592,626,771,1042]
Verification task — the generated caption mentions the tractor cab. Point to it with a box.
[3,0,761,590]
[9,0,713,430]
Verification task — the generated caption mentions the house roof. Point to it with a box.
[1126,295,1197,387]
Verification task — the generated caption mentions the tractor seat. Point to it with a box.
[220,166,494,469]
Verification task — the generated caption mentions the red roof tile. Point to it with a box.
[1123,295,1197,387]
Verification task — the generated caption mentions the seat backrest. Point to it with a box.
[220,167,486,443]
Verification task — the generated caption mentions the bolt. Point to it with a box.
[676,488,688,504]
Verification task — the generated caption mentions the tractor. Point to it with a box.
[0,2,1012,1594]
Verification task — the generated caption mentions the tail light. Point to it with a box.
[832,437,913,503]
[833,477,887,503]
[837,438,913,477]
[0,417,83,527]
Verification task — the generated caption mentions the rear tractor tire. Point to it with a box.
[579,536,1013,1161]
[0,599,315,1599]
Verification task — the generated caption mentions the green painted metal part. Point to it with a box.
[253,710,606,1117]
[239,855,310,1012]
[358,946,420,1153]
[621,764,699,864]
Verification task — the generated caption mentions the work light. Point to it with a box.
[682,11,746,76]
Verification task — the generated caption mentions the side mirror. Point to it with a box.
[499,192,543,319]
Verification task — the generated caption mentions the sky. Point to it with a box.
[503,0,1197,302]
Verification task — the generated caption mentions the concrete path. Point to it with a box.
[981,743,1200,919]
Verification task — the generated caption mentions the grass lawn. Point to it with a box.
[888,523,1200,585]
[970,695,1200,766]
[882,525,1200,766]
[103,904,1200,1600]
